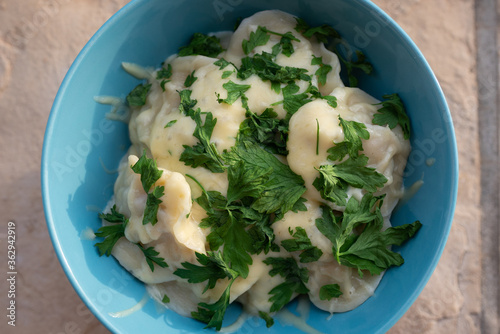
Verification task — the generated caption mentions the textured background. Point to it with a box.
[0,0,497,333]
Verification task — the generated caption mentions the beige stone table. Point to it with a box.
[0,0,496,333]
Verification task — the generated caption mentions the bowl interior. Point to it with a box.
[42,0,458,333]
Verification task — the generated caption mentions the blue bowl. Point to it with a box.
[42,0,458,333]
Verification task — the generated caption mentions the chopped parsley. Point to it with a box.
[316,195,422,276]
[178,33,224,58]
[164,119,177,128]
[373,93,411,140]
[95,205,128,256]
[162,294,170,303]
[184,70,198,87]
[137,244,168,272]
[142,185,164,226]
[242,26,270,55]
[175,251,239,331]
[313,156,388,206]
[224,141,307,215]
[174,251,238,293]
[238,52,311,93]
[216,81,251,106]
[259,311,275,328]
[263,256,309,312]
[191,278,236,331]
[319,284,343,300]
[237,108,288,156]
[294,17,373,87]
[316,118,320,155]
[242,26,300,56]
[131,151,164,225]
[131,150,163,192]
[179,110,226,173]
[294,17,340,43]
[126,83,151,106]
[281,227,323,263]
[156,63,172,91]
[311,55,332,86]
[327,116,370,161]
[337,50,373,87]
[177,89,198,118]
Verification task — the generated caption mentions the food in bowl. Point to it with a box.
[94,10,421,330]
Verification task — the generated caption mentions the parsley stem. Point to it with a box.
[262,27,301,42]
[185,174,207,194]
[316,118,320,155]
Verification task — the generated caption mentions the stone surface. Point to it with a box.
[0,0,491,333]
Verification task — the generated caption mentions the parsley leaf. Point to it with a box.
[337,50,373,87]
[143,185,164,225]
[238,108,288,155]
[177,89,198,118]
[131,150,163,193]
[293,18,372,87]
[178,33,224,58]
[174,251,238,293]
[307,84,338,108]
[192,278,236,331]
[242,26,300,57]
[130,151,165,225]
[190,177,255,278]
[126,83,152,106]
[316,195,422,276]
[156,63,173,80]
[327,116,370,161]
[226,160,272,203]
[156,64,172,91]
[373,93,411,140]
[184,70,198,87]
[281,83,312,118]
[311,56,332,86]
[221,71,234,79]
[224,140,307,215]
[238,52,311,93]
[313,156,387,206]
[273,31,299,57]
[319,284,343,300]
[281,227,323,263]
[164,120,177,128]
[98,205,128,224]
[263,257,309,312]
[137,243,168,271]
[294,18,340,43]
[217,81,251,105]
[259,311,275,328]
[95,205,128,256]
[180,110,226,173]
[214,58,233,70]
[162,294,170,303]
[242,26,271,54]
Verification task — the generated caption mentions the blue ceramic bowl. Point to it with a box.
[42,0,458,333]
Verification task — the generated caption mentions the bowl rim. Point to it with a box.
[41,0,459,333]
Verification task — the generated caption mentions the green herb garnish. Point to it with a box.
[281,227,323,263]
[126,83,151,106]
[263,257,309,312]
[373,93,411,140]
[179,33,224,58]
[95,205,128,256]
[316,195,422,276]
